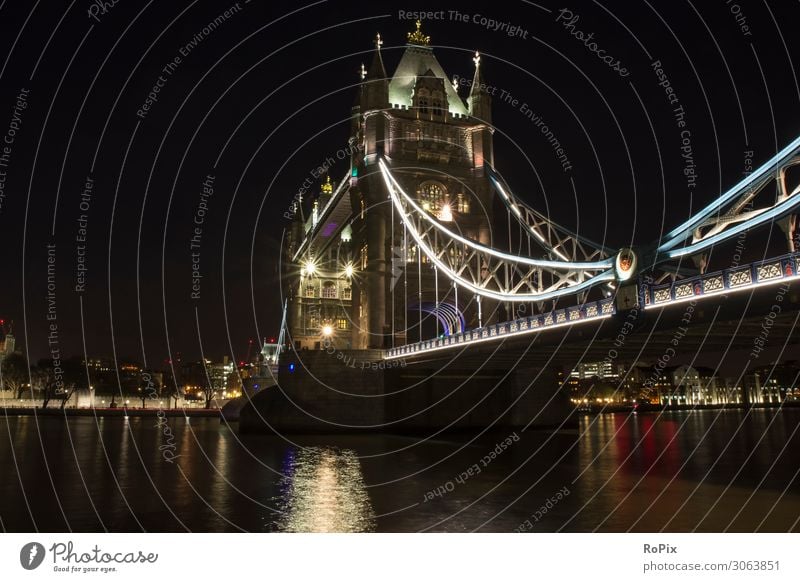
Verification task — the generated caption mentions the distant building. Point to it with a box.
[570,360,619,380]
[1,333,15,356]
[751,361,799,402]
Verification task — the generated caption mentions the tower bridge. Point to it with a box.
[242,22,800,433]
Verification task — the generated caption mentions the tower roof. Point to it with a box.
[387,23,469,116]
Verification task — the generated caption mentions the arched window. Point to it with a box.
[415,88,430,115]
[418,181,447,213]
[431,90,445,117]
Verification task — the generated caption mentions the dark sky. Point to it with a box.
[1,0,799,366]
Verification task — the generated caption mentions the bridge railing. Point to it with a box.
[384,297,616,359]
[643,251,800,309]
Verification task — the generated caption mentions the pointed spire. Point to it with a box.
[367,32,387,80]
[469,51,483,99]
[363,32,388,109]
[469,51,491,122]
[359,63,367,81]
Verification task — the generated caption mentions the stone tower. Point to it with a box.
[285,21,497,351]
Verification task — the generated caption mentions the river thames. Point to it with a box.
[1,409,798,532]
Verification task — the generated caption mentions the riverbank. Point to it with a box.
[0,406,222,418]
[578,401,800,414]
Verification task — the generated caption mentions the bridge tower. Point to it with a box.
[349,21,498,349]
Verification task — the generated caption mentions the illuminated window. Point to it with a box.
[360,244,368,270]
[305,284,317,298]
[343,286,352,300]
[337,318,348,330]
[407,244,417,263]
[456,192,470,213]
[418,181,447,213]
[322,281,336,299]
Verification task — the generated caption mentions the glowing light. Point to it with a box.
[660,134,800,251]
[379,159,616,302]
[439,204,453,222]
[384,299,615,359]
[345,264,354,277]
[322,325,333,337]
[380,160,611,271]
[305,261,316,275]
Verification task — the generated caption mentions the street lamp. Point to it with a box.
[322,325,333,337]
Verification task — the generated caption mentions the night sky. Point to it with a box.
[1,0,799,367]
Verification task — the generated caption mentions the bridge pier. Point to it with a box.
[238,350,577,434]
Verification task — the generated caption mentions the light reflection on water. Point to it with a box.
[2,410,799,532]
[272,447,376,533]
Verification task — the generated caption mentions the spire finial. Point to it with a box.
[452,75,459,93]
[473,51,481,68]
[321,175,333,194]
[407,20,430,45]
[359,63,367,80]
[374,32,383,49]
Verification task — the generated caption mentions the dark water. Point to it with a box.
[1,409,798,532]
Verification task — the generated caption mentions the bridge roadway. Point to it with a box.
[240,276,800,435]
[394,277,800,370]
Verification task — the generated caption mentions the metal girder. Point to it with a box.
[380,159,615,302]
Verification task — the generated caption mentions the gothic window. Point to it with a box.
[322,281,336,299]
[305,283,317,298]
[418,96,429,115]
[415,88,430,115]
[431,91,445,117]
[360,244,368,270]
[456,192,470,213]
[418,181,447,212]
[337,318,348,330]
[342,286,352,300]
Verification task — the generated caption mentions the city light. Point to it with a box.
[321,325,333,337]
[438,204,453,222]
[345,264,354,277]
[305,260,316,275]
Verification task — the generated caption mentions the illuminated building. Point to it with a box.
[285,22,496,350]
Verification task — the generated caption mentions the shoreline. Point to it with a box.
[0,407,222,418]
[0,401,796,419]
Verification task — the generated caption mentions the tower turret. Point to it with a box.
[468,51,494,169]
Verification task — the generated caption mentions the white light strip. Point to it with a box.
[665,192,800,259]
[380,162,617,302]
[644,272,800,310]
[489,177,598,263]
[380,159,613,271]
[659,134,800,251]
[384,312,614,359]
